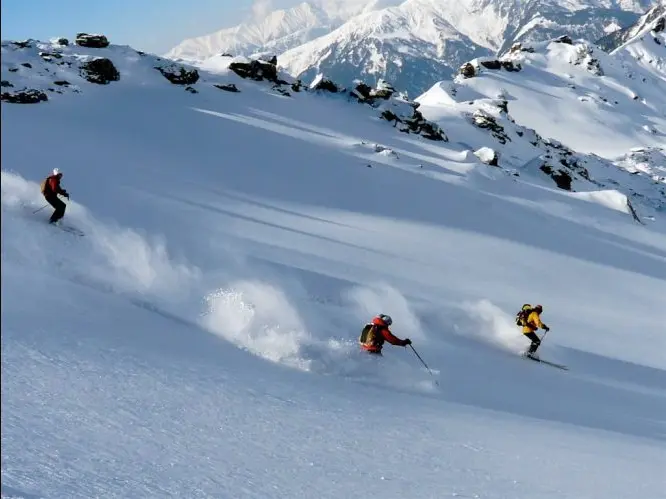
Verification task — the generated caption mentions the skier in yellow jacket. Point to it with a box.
[520,304,550,358]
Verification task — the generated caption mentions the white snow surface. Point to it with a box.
[2,37,666,499]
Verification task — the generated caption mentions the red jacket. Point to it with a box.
[360,318,409,353]
[44,174,66,197]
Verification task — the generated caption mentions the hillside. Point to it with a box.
[2,33,666,499]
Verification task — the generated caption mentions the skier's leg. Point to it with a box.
[524,332,541,354]
[49,197,66,223]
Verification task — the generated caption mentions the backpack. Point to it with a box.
[359,323,379,345]
[515,304,533,327]
[40,177,49,195]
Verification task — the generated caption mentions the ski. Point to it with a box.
[525,355,568,371]
[50,222,85,236]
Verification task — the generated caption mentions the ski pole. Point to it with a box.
[33,204,48,214]
[409,344,438,386]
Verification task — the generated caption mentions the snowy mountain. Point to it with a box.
[167,0,655,98]
[164,0,401,62]
[278,0,655,97]
[3,31,666,499]
[597,0,666,50]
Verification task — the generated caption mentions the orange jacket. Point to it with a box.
[44,174,67,197]
[522,310,547,334]
[361,318,408,352]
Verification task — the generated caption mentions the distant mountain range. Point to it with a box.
[166,0,658,98]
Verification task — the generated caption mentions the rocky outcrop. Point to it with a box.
[459,62,476,78]
[458,58,521,79]
[479,59,521,72]
[309,74,341,93]
[80,58,120,84]
[75,33,110,48]
[228,58,286,84]
[214,83,240,92]
[471,110,511,144]
[1,88,48,103]
[156,63,199,85]
[572,44,604,76]
[554,35,573,45]
[540,165,573,190]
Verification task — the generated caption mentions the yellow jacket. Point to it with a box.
[522,310,547,334]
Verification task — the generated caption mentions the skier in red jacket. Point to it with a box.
[41,168,69,224]
[359,314,411,354]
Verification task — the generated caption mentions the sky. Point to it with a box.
[0,0,296,55]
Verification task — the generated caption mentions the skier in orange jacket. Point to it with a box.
[359,314,411,355]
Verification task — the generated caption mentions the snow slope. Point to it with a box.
[3,37,666,499]
[412,35,665,212]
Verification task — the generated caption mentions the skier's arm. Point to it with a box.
[382,329,411,346]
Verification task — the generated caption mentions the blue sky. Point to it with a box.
[0,0,276,54]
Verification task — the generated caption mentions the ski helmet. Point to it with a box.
[375,314,392,326]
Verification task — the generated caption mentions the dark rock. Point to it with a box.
[39,51,63,61]
[310,75,340,93]
[540,165,573,190]
[380,109,400,125]
[273,86,290,97]
[479,59,521,72]
[502,61,521,72]
[351,81,373,101]
[21,63,32,69]
[267,55,277,65]
[480,59,502,70]
[54,38,69,46]
[185,86,198,94]
[221,52,233,57]
[403,109,447,141]
[75,33,110,48]
[53,80,70,86]
[654,17,664,33]
[1,89,48,104]
[554,35,573,45]
[136,50,146,56]
[509,42,534,53]
[80,58,120,84]
[156,64,199,85]
[459,62,476,78]
[472,110,511,144]
[1,80,13,88]
[214,83,240,92]
[291,80,304,92]
[11,40,33,49]
[229,59,284,84]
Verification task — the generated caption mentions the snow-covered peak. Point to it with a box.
[164,0,402,62]
[611,1,666,80]
[276,0,654,98]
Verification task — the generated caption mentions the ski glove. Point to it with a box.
[63,191,69,199]
[543,325,550,332]
[403,338,412,346]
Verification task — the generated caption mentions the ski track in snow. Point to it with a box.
[2,33,666,499]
